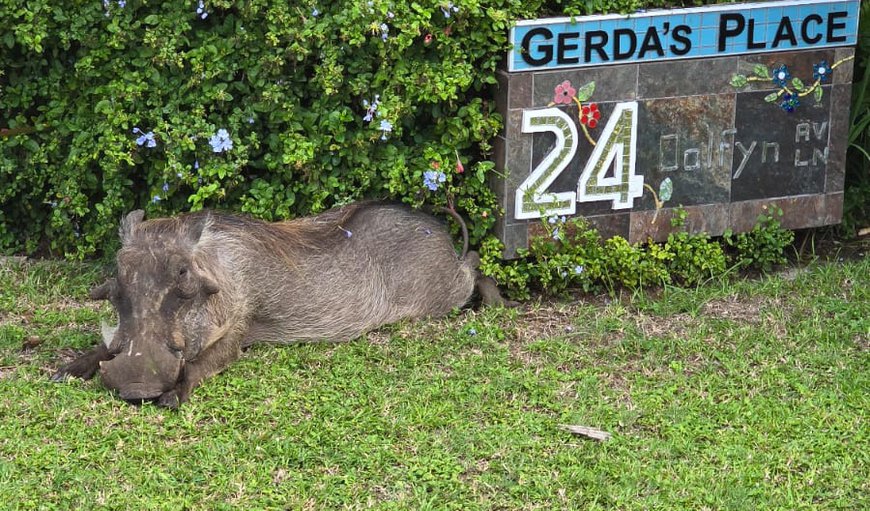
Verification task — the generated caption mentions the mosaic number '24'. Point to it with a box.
[515,102,644,220]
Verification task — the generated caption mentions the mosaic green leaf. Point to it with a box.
[764,92,779,103]
[659,177,673,202]
[753,64,771,79]
[792,77,805,91]
[730,74,748,88]
[575,81,595,102]
[814,86,823,103]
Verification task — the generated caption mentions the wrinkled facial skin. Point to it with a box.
[98,246,218,401]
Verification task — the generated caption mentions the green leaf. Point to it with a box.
[764,92,780,103]
[94,100,112,115]
[753,64,771,79]
[791,77,805,91]
[814,86,823,103]
[574,81,595,102]
[659,177,673,202]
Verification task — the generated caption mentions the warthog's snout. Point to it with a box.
[99,350,183,401]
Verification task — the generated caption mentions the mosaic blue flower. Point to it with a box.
[780,92,799,113]
[423,170,446,191]
[771,64,790,88]
[209,128,233,153]
[813,60,832,83]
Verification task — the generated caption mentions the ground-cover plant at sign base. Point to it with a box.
[480,208,790,300]
[1,255,867,509]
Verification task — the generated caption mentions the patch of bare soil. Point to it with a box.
[700,295,765,325]
[633,312,697,339]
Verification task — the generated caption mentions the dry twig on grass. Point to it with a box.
[558,424,612,441]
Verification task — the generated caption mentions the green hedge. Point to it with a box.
[1,0,737,258]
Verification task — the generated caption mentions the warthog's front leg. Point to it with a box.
[156,333,243,409]
[51,344,114,382]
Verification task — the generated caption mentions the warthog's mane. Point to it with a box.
[120,203,368,258]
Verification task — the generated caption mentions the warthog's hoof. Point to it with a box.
[51,358,99,382]
[156,389,183,409]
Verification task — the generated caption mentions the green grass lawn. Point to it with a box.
[0,256,867,510]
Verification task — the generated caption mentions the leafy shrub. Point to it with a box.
[842,0,870,236]
[1,0,736,258]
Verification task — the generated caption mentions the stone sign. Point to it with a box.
[493,0,860,258]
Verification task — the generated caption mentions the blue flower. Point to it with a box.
[152,195,161,203]
[362,95,380,122]
[379,119,393,140]
[780,92,799,113]
[338,226,352,238]
[194,159,200,170]
[813,60,832,83]
[379,23,389,41]
[573,265,584,275]
[196,0,208,19]
[772,64,790,88]
[209,128,232,153]
[552,228,561,240]
[117,0,126,7]
[311,8,320,17]
[441,2,459,18]
[423,170,446,191]
[135,129,157,148]
[162,182,170,193]
[467,327,477,336]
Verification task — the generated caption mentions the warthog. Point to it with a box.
[53,202,512,408]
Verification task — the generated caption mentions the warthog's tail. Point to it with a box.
[437,206,469,260]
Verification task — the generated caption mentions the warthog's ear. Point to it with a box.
[186,213,209,244]
[89,278,117,300]
[119,210,145,244]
